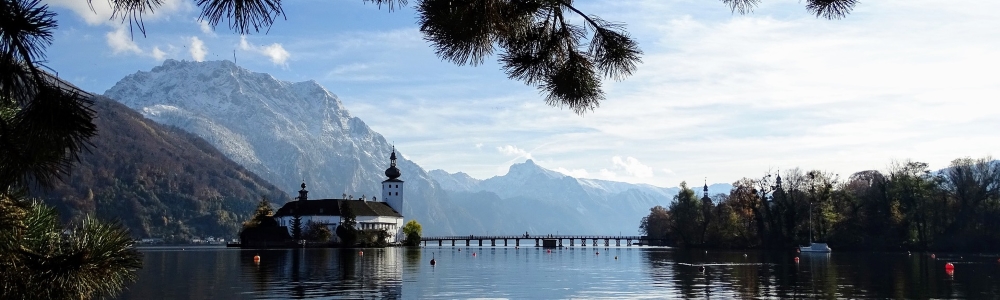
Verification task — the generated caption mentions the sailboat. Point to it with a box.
[800,198,831,253]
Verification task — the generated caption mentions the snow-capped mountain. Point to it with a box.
[430,160,734,235]
[104,59,475,235]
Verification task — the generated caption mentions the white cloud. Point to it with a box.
[47,0,191,26]
[198,20,216,36]
[151,46,167,60]
[105,27,142,55]
[612,156,654,178]
[497,145,532,160]
[239,36,290,65]
[555,167,589,178]
[599,169,617,180]
[189,37,207,61]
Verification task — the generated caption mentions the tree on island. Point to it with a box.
[304,221,333,243]
[336,202,358,246]
[239,197,290,246]
[243,197,277,228]
[403,219,423,246]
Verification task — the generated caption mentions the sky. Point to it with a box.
[40,0,1000,187]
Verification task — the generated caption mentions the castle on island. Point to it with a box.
[272,147,406,244]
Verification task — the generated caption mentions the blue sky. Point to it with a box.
[42,0,1000,187]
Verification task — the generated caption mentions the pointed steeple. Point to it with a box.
[702,178,711,202]
[775,171,783,190]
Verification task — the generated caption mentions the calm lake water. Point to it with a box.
[118,245,1000,299]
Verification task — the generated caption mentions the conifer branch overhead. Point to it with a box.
[195,0,285,35]
[98,0,162,37]
[364,0,410,12]
[418,0,641,115]
[721,0,760,15]
[806,0,858,20]
[722,0,857,20]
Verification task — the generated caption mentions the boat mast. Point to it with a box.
[809,172,814,244]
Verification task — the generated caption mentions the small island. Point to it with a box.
[237,148,417,248]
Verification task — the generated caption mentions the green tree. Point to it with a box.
[668,182,703,246]
[402,219,422,246]
[639,205,670,245]
[242,197,277,229]
[337,203,358,246]
[304,221,332,243]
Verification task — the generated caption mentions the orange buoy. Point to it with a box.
[794,257,800,264]
[945,262,955,271]
[253,254,260,263]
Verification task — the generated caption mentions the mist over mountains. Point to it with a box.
[101,59,732,236]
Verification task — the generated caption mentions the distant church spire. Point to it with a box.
[775,171,783,190]
[702,178,711,203]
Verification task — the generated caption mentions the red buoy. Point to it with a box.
[546,249,551,253]
[931,253,936,259]
[430,253,436,266]
[794,257,800,264]
[472,252,477,257]
[945,262,955,271]
[359,251,364,256]
[596,251,600,255]
[253,254,260,263]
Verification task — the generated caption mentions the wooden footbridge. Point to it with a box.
[420,235,658,247]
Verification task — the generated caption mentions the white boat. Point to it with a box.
[800,189,832,253]
[800,242,831,253]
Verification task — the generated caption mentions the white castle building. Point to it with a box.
[273,148,405,244]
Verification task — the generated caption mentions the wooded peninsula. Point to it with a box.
[640,156,999,252]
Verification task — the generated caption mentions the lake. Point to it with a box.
[118,246,1000,299]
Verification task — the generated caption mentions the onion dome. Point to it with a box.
[385,146,401,179]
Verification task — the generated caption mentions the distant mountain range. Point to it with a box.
[430,160,732,235]
[98,60,733,237]
[32,96,290,240]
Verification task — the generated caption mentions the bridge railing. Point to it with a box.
[421,235,647,240]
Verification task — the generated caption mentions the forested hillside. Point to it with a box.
[31,96,290,241]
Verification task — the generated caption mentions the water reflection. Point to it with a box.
[644,248,1000,299]
[121,247,402,299]
[120,246,1000,299]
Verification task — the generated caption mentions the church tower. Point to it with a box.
[381,146,404,214]
[702,178,711,204]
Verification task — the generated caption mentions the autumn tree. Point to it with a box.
[402,219,422,246]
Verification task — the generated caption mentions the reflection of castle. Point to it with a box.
[273,148,405,243]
